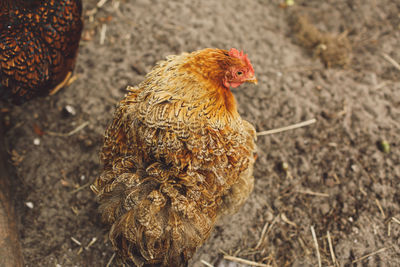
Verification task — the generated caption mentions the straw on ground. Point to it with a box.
[223,255,272,267]
[310,226,322,267]
[257,118,316,136]
[352,247,391,264]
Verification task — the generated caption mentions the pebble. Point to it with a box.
[62,105,77,117]
[320,203,330,215]
[33,138,40,146]
[351,164,359,172]
[280,161,289,172]
[25,202,34,209]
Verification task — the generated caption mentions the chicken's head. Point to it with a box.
[222,48,257,89]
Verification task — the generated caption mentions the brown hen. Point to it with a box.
[0,0,83,104]
[92,48,258,266]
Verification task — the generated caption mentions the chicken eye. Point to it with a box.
[236,71,243,76]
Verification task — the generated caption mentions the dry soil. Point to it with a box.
[2,0,400,266]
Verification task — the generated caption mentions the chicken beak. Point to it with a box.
[246,75,258,85]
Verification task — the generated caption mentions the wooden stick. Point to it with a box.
[327,231,336,266]
[382,53,400,72]
[106,253,116,267]
[281,213,297,228]
[100,24,107,45]
[266,215,280,236]
[391,217,400,225]
[297,190,329,197]
[70,236,82,246]
[375,199,385,218]
[311,226,322,267]
[47,121,89,137]
[97,0,109,8]
[223,255,272,267]
[257,118,316,136]
[254,221,269,249]
[70,182,91,194]
[200,260,214,267]
[352,247,390,263]
[85,237,97,250]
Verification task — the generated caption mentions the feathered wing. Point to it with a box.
[43,0,83,92]
[93,49,257,266]
[219,119,257,215]
[93,84,256,266]
[0,28,51,102]
[0,0,83,104]
[93,86,213,266]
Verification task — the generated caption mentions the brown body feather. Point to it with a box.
[0,0,83,104]
[92,48,257,266]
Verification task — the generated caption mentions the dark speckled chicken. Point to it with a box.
[0,0,83,104]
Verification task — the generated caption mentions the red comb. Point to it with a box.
[228,48,254,73]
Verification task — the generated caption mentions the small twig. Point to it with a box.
[352,247,390,263]
[254,222,269,249]
[373,81,388,90]
[257,118,316,136]
[71,206,79,215]
[113,0,120,10]
[106,253,116,267]
[266,215,280,236]
[333,173,341,184]
[97,0,108,8]
[100,24,107,45]
[232,247,242,257]
[359,186,367,196]
[296,190,329,197]
[223,255,272,267]
[375,199,386,218]
[310,226,322,267]
[281,213,297,228]
[200,260,214,267]
[382,53,400,72]
[66,74,79,87]
[298,236,311,255]
[85,237,97,250]
[70,182,91,194]
[70,237,82,246]
[327,231,336,266]
[47,122,89,137]
[391,217,400,225]
[219,249,228,256]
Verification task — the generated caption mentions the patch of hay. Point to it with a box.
[291,16,352,68]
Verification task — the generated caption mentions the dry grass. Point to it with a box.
[290,15,351,68]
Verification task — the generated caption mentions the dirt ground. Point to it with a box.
[1,0,399,266]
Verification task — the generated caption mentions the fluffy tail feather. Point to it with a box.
[93,168,213,267]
